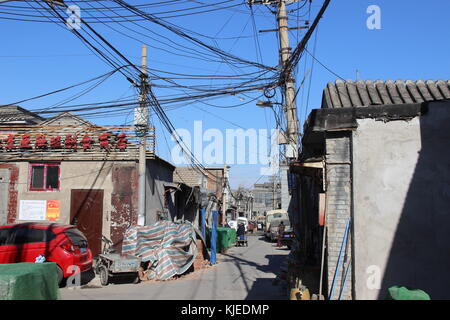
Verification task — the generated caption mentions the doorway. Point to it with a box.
[70,189,104,256]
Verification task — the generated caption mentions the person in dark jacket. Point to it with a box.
[277,221,286,247]
[237,222,246,240]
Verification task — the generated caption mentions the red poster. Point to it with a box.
[46,200,61,221]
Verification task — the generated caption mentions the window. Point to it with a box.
[64,228,88,248]
[29,163,60,191]
[0,227,56,245]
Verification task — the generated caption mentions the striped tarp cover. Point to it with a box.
[122,221,198,281]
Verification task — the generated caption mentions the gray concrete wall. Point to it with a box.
[145,159,173,226]
[325,133,353,300]
[14,161,116,239]
[352,101,450,299]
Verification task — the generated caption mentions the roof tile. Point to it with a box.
[322,80,450,108]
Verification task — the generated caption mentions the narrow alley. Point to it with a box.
[60,233,289,300]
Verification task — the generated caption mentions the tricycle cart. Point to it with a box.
[235,234,248,247]
[94,236,142,286]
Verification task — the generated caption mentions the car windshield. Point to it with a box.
[64,228,88,248]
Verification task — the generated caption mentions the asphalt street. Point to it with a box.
[60,232,290,300]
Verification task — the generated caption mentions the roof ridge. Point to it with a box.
[322,79,450,108]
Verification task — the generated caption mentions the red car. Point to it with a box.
[0,223,92,284]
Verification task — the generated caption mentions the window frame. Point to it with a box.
[29,163,61,191]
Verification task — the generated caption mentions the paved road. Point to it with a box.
[61,232,290,300]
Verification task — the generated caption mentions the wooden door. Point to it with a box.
[70,189,103,256]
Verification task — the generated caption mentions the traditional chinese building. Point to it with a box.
[289,80,450,300]
[0,105,186,255]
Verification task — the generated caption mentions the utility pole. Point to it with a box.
[136,44,149,226]
[250,0,305,212]
[250,0,301,159]
[277,0,299,159]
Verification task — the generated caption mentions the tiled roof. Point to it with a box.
[0,105,45,124]
[322,80,450,108]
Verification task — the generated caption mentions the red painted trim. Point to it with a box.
[0,164,19,223]
[29,163,61,191]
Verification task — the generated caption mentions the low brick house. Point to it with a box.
[290,80,450,299]
[0,106,180,255]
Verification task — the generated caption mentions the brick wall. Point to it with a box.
[325,132,353,300]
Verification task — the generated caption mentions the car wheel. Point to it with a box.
[99,266,109,286]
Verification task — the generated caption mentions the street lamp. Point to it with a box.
[256,100,282,108]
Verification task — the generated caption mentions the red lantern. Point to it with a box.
[99,132,110,150]
[20,135,32,149]
[64,134,77,150]
[35,135,48,149]
[115,133,128,151]
[5,135,15,151]
[81,134,93,151]
[50,136,61,149]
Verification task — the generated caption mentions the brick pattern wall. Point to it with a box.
[325,133,353,300]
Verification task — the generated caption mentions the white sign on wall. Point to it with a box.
[19,200,47,221]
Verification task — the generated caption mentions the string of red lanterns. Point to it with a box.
[0,133,128,152]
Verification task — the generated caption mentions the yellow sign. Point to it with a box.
[46,200,61,221]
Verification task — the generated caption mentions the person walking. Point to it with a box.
[277,221,285,247]
[237,222,246,240]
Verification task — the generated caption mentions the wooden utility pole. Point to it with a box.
[136,44,148,226]
[277,0,299,159]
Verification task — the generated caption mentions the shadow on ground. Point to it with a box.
[245,278,286,300]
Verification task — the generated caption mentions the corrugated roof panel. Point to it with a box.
[322,79,450,108]
[395,80,415,104]
[375,80,393,105]
[405,80,425,103]
[386,80,404,104]
[436,80,450,99]
[365,80,383,105]
[355,80,372,106]
[346,80,363,107]
[326,82,342,108]
[426,80,444,100]
[335,79,352,108]
[416,80,434,101]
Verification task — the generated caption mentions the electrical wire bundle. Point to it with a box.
[0,0,324,180]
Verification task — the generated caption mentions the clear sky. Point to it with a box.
[1,0,449,188]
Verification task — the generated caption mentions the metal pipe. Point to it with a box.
[329,218,351,300]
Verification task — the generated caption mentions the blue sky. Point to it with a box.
[1,0,449,188]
